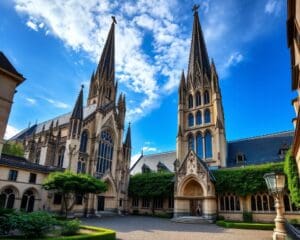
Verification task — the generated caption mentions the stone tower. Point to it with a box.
[176,5,226,169]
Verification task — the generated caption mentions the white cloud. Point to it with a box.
[265,0,282,15]
[4,125,20,139]
[25,97,36,105]
[225,52,244,68]
[142,146,157,152]
[44,97,70,109]
[26,19,38,31]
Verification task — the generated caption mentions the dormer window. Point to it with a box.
[142,164,151,173]
[157,162,169,172]
[236,153,245,164]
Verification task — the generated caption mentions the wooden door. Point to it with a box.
[97,196,105,211]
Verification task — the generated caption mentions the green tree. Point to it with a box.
[43,171,107,217]
[128,172,174,214]
[2,141,24,157]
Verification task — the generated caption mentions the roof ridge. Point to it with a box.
[143,150,176,157]
[228,130,294,143]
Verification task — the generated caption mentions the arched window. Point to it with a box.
[188,134,194,151]
[225,196,229,211]
[77,158,86,173]
[263,195,269,211]
[204,109,211,123]
[251,196,256,211]
[204,90,210,104]
[0,188,15,209]
[20,190,35,212]
[188,94,193,108]
[96,131,114,175]
[205,131,212,158]
[80,131,88,152]
[284,194,291,212]
[188,113,194,127]
[57,147,65,168]
[230,196,235,211]
[196,111,202,125]
[196,133,203,158]
[220,196,224,211]
[195,92,201,106]
[269,196,275,211]
[236,196,240,211]
[257,195,262,211]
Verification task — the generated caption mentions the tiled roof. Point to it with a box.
[0,51,23,78]
[227,130,294,167]
[0,154,62,173]
[10,104,97,140]
[130,151,176,175]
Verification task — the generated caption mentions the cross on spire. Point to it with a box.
[111,16,117,24]
[192,4,200,13]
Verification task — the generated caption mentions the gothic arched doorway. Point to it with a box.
[182,179,204,216]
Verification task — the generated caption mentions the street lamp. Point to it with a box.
[263,172,287,240]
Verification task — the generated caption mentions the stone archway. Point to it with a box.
[183,179,203,197]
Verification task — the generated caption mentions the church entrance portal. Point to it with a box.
[190,199,202,216]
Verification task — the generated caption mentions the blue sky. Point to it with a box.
[0,0,295,164]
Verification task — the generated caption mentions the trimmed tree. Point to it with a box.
[128,172,174,214]
[43,171,107,217]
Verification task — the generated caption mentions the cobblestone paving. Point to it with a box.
[82,216,272,240]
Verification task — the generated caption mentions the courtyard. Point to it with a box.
[82,215,272,240]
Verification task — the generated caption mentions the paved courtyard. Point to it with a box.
[82,216,272,240]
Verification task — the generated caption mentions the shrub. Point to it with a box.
[216,220,274,230]
[0,208,17,235]
[60,219,81,236]
[16,211,56,238]
[216,215,225,221]
[242,212,253,223]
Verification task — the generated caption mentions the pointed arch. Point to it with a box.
[80,130,89,152]
[0,186,19,209]
[188,133,194,151]
[188,94,193,108]
[204,131,212,158]
[195,91,201,106]
[204,90,210,104]
[204,109,211,123]
[196,132,203,159]
[196,111,202,125]
[20,188,38,212]
[57,146,65,168]
[188,113,194,127]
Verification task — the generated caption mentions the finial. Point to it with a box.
[128,121,131,127]
[81,84,84,90]
[112,16,117,24]
[192,4,200,13]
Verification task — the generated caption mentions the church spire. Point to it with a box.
[71,85,84,120]
[96,16,116,84]
[124,123,131,149]
[187,5,211,88]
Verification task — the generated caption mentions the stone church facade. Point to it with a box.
[1,18,131,215]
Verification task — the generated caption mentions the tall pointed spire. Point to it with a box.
[187,5,211,87]
[96,16,116,83]
[71,85,84,120]
[124,123,131,148]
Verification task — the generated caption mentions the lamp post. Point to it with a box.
[263,172,287,240]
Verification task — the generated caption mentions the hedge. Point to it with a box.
[0,226,116,240]
[212,162,284,196]
[216,220,274,231]
[284,150,300,207]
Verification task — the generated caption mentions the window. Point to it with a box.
[236,153,245,164]
[132,197,139,208]
[196,133,203,158]
[219,194,240,212]
[57,147,65,168]
[204,90,210,104]
[77,158,86,173]
[119,199,123,207]
[196,111,202,125]
[0,188,15,209]
[29,173,37,184]
[188,94,193,108]
[251,194,275,212]
[168,196,174,208]
[153,198,163,209]
[76,194,83,205]
[35,150,40,164]
[20,190,35,212]
[8,170,18,181]
[80,131,88,152]
[204,109,210,123]
[196,92,201,106]
[188,113,194,127]
[142,164,151,173]
[204,131,212,158]
[188,134,194,151]
[53,193,62,205]
[142,198,150,208]
[96,131,114,175]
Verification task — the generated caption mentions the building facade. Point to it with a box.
[1,18,131,215]
[0,52,25,156]
[288,0,300,176]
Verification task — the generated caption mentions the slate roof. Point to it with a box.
[0,51,24,79]
[227,130,294,167]
[10,104,97,141]
[130,151,176,175]
[0,154,62,173]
